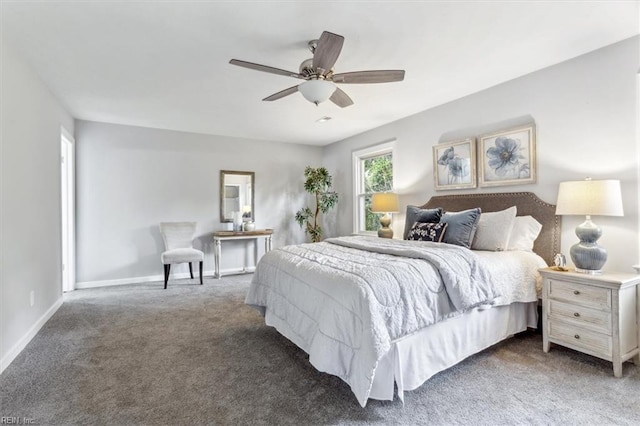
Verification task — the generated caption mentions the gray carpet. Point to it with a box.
[1,274,639,425]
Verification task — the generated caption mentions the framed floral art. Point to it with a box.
[478,124,536,187]
[433,138,476,191]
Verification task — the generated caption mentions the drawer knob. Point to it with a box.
[573,290,580,295]
[574,312,580,317]
[574,334,580,339]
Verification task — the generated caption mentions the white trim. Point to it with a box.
[75,267,254,289]
[60,126,75,292]
[60,125,74,142]
[351,140,396,234]
[0,297,63,374]
[636,71,640,267]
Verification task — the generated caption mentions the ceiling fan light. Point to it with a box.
[299,79,336,105]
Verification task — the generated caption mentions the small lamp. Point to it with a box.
[371,192,399,238]
[555,178,623,274]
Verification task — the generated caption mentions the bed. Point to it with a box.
[245,192,561,407]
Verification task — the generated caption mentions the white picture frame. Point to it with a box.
[433,138,477,191]
[478,124,536,187]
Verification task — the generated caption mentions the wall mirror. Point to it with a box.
[220,170,255,223]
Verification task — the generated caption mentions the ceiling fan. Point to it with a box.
[229,31,405,108]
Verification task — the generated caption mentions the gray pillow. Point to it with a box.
[403,206,443,240]
[441,208,482,248]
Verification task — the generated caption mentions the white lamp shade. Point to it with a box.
[298,79,336,105]
[371,192,399,213]
[556,179,624,216]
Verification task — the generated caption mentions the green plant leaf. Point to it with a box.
[294,207,313,227]
[319,191,338,214]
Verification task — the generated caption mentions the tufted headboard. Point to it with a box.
[419,192,561,266]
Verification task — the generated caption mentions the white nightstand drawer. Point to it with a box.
[549,299,611,334]
[549,279,611,310]
[549,320,612,356]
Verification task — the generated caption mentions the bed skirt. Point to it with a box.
[369,301,538,402]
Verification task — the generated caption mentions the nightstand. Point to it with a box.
[539,267,640,377]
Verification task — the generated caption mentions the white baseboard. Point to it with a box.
[0,296,63,375]
[75,267,255,289]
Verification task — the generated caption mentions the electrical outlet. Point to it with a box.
[30,291,35,307]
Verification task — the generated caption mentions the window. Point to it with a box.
[352,141,395,234]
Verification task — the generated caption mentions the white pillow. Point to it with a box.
[471,206,517,251]
[507,215,543,251]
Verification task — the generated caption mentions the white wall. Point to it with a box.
[75,120,322,285]
[323,37,640,273]
[0,40,75,372]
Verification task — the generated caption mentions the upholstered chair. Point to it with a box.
[159,222,204,289]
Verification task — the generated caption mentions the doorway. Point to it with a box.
[60,128,75,292]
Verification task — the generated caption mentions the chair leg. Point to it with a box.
[189,262,194,279]
[164,264,170,289]
[199,261,203,285]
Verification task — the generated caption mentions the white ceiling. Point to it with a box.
[1,1,638,146]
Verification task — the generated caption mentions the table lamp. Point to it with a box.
[371,192,399,238]
[555,178,623,274]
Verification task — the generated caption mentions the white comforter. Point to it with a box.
[245,236,545,406]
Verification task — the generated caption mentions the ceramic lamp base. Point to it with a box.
[377,213,393,239]
[570,217,606,274]
[377,228,393,238]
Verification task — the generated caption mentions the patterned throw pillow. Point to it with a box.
[407,222,448,242]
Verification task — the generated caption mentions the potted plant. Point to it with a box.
[295,166,338,242]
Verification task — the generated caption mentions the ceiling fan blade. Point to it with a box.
[329,87,354,108]
[332,70,405,84]
[229,59,304,79]
[312,31,344,74]
[262,85,299,101]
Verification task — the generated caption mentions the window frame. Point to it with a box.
[352,140,396,235]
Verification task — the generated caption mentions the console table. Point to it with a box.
[212,229,273,279]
